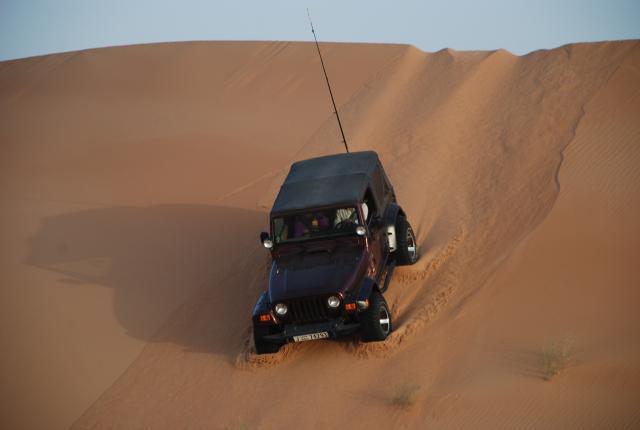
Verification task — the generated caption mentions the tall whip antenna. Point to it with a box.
[307,9,349,153]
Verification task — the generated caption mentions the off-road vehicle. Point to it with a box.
[252,151,418,354]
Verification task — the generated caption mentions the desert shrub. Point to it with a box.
[541,336,574,380]
[392,383,421,408]
[224,419,250,430]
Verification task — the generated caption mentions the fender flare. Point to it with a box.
[356,277,379,302]
[383,203,406,253]
[252,292,270,318]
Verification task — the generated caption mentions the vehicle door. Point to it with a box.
[362,190,386,279]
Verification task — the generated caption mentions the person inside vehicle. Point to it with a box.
[333,203,369,229]
[333,207,357,227]
[294,211,329,237]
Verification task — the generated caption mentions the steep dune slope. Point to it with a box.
[0,41,403,430]
[1,40,639,429]
[263,41,637,352]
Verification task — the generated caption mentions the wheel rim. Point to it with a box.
[406,227,417,261]
[379,306,391,335]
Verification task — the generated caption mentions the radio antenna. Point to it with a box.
[307,9,349,153]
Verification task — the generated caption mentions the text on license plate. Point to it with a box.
[293,332,329,342]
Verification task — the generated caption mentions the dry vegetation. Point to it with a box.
[541,336,574,380]
[224,420,250,430]
[392,383,421,408]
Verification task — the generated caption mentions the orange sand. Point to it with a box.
[1,40,638,429]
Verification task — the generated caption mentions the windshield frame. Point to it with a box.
[271,205,363,245]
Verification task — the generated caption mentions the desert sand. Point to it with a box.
[1,40,639,429]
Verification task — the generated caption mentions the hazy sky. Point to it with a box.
[1,0,639,61]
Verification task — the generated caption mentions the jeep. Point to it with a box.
[252,151,418,354]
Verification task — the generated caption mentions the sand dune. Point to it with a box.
[1,40,638,429]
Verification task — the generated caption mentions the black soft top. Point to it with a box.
[271,151,391,215]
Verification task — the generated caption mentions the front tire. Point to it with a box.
[253,326,282,355]
[360,291,392,342]
[395,215,418,265]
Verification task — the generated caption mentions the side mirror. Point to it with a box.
[259,232,273,249]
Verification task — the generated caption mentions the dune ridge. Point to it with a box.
[1,40,639,429]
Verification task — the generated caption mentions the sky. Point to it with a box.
[1,0,639,61]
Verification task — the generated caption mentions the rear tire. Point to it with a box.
[395,215,418,265]
[360,291,392,342]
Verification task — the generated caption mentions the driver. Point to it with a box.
[333,203,368,228]
[334,207,356,227]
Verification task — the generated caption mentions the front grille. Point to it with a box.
[287,296,329,324]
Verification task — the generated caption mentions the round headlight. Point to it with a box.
[355,226,366,236]
[327,296,340,308]
[274,303,288,316]
[263,239,273,249]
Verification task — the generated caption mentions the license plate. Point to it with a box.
[293,332,329,342]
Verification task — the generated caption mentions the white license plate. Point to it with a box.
[293,332,329,342]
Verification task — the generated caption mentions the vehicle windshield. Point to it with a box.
[272,207,362,244]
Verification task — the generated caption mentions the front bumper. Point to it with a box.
[262,318,360,343]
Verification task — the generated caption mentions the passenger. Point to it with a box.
[294,211,329,237]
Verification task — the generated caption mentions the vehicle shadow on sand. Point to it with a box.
[25,204,270,361]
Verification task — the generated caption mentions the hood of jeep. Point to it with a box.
[268,246,367,303]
